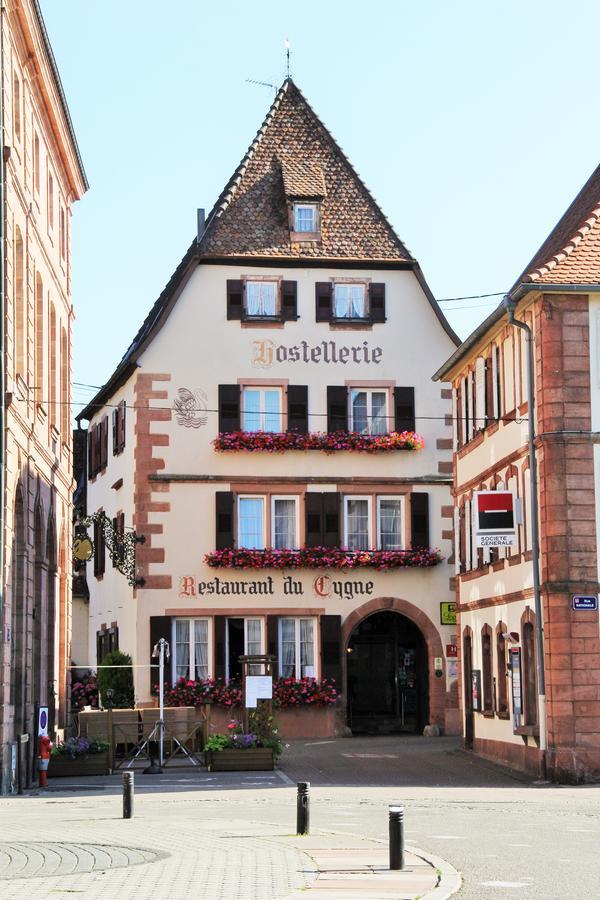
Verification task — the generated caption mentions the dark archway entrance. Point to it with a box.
[347,611,428,734]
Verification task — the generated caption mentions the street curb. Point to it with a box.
[286,827,462,900]
[411,846,462,899]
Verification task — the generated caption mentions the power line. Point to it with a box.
[437,291,505,304]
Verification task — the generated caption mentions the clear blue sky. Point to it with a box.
[41,0,600,412]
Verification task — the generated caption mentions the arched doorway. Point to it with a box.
[347,610,428,734]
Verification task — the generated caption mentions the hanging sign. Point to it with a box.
[475,491,516,547]
[245,675,273,709]
[572,595,598,611]
[37,707,49,737]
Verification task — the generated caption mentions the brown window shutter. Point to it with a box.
[394,387,415,433]
[315,282,332,322]
[94,425,101,475]
[150,616,172,687]
[226,280,244,320]
[112,409,118,455]
[266,615,279,663]
[218,384,241,433]
[320,614,342,683]
[100,416,108,469]
[305,493,324,547]
[281,280,298,321]
[327,386,348,432]
[368,283,386,323]
[215,491,234,550]
[214,616,226,680]
[456,384,463,447]
[120,400,127,451]
[323,492,341,548]
[459,505,466,572]
[112,517,118,568]
[88,428,94,478]
[410,493,429,548]
[287,385,308,433]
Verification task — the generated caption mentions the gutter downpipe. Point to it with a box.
[503,293,547,779]
[0,1,5,625]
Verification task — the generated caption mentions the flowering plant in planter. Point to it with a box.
[205,546,443,570]
[273,677,338,707]
[204,715,283,759]
[51,737,109,759]
[163,676,338,709]
[71,672,99,710]
[213,430,425,454]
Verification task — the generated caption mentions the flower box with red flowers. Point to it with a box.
[213,430,425,454]
[204,546,443,570]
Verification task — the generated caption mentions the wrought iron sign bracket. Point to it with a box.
[73,512,146,587]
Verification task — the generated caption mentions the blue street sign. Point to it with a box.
[572,595,598,611]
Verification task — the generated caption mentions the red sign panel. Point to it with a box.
[446,643,458,658]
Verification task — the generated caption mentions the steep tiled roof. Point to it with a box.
[515,162,600,286]
[199,80,413,262]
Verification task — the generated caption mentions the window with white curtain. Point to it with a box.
[245,281,277,317]
[246,618,263,675]
[350,389,387,435]
[271,496,298,549]
[238,496,265,549]
[173,618,210,681]
[344,496,371,550]
[294,203,317,232]
[377,496,403,550]
[333,283,367,319]
[279,618,315,679]
[242,387,282,432]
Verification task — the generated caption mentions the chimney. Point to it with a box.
[197,208,206,243]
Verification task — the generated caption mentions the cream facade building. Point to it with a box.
[80,81,460,737]
[0,1,87,791]
[435,163,600,782]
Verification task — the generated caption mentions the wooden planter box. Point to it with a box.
[205,748,274,772]
[49,751,110,777]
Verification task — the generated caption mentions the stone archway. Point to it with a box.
[343,597,447,730]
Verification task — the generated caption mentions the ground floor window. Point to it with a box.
[226,617,264,681]
[173,618,210,681]
[279,617,315,679]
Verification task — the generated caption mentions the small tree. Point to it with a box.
[97,650,134,708]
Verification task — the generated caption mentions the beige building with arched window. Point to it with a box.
[0,0,87,793]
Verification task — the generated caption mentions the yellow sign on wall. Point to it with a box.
[440,602,457,626]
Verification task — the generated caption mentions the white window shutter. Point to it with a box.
[475,357,485,432]
[492,346,499,419]
[467,373,474,441]
[465,499,472,570]
[452,388,458,451]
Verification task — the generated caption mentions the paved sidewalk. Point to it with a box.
[0,783,459,900]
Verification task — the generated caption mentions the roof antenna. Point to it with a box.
[246,78,277,95]
[284,37,291,79]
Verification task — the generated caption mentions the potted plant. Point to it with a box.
[49,736,110,777]
[204,710,283,772]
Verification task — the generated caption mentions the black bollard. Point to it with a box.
[297,781,310,835]
[123,771,134,819]
[389,805,404,870]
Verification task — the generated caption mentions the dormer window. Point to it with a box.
[246,280,277,317]
[333,283,367,320]
[293,203,318,233]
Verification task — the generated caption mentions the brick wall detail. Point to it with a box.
[133,374,172,589]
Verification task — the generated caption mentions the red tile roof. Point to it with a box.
[199,80,413,262]
[516,162,600,285]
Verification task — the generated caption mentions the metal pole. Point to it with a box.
[122,771,134,819]
[504,296,547,770]
[389,805,404,870]
[296,781,310,835]
[158,639,165,768]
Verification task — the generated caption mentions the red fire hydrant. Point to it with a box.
[37,735,53,787]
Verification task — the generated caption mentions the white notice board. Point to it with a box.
[245,675,273,709]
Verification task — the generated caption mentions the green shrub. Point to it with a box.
[96,650,134,708]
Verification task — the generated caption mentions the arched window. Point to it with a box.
[35,273,44,394]
[523,620,537,726]
[13,72,21,142]
[60,326,68,437]
[15,225,25,376]
[49,302,57,429]
[481,624,493,713]
[496,623,508,715]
